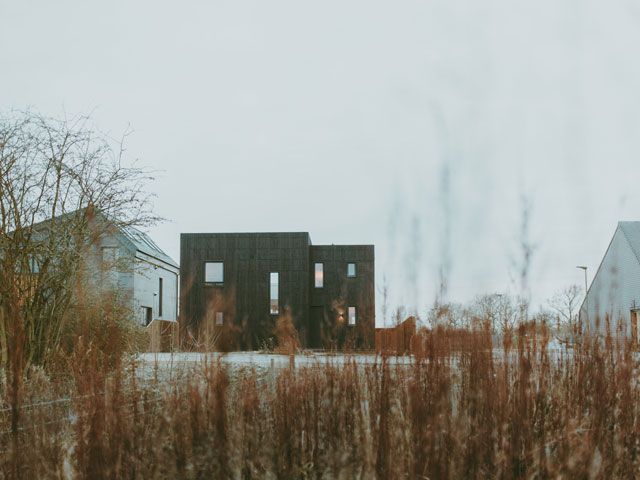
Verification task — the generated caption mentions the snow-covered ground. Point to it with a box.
[136,338,573,376]
[137,351,414,369]
[134,351,410,381]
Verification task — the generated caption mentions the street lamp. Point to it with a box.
[577,266,589,332]
[576,266,588,294]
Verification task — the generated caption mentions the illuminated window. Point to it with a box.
[348,306,356,325]
[205,262,224,283]
[270,272,279,315]
[347,263,356,277]
[314,263,324,288]
[215,312,224,326]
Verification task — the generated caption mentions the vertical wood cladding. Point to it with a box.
[180,232,374,350]
[309,245,375,349]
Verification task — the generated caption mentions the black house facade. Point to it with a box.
[179,232,375,350]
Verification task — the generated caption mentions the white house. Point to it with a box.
[102,225,179,325]
[580,222,640,338]
[31,210,179,326]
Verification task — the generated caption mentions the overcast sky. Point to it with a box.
[3,0,640,323]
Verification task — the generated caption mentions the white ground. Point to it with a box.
[137,351,413,369]
[136,338,571,373]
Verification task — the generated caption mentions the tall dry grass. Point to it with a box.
[2,322,640,479]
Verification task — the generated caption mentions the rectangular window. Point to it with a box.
[348,306,357,326]
[158,278,163,317]
[347,263,356,277]
[215,312,224,326]
[205,262,224,283]
[101,247,118,286]
[28,255,40,274]
[270,272,279,315]
[314,263,324,288]
[142,307,152,326]
[102,247,118,266]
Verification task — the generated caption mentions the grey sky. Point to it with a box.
[2,0,640,323]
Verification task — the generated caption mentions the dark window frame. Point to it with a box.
[158,277,163,317]
[204,261,224,285]
[347,262,357,278]
[270,272,279,315]
[348,306,357,326]
[314,262,324,288]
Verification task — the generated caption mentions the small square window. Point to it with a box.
[348,306,356,326]
[314,263,324,288]
[205,262,224,283]
[347,263,356,277]
[215,312,224,326]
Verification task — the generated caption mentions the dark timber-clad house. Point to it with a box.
[179,232,375,350]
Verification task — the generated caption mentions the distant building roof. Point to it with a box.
[618,222,640,265]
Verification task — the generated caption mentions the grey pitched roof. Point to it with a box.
[617,222,640,265]
[23,207,179,268]
[121,226,179,268]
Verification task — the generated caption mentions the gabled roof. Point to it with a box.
[618,222,640,265]
[121,226,178,268]
[27,207,178,269]
[579,221,640,315]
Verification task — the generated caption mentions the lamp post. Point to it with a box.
[577,266,588,332]
[576,266,588,294]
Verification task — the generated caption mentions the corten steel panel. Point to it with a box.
[309,245,375,350]
[180,233,311,349]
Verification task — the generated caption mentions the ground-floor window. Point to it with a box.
[348,306,357,325]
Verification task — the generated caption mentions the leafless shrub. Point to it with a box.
[0,110,157,371]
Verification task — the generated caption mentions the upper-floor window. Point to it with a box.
[158,278,163,317]
[314,263,324,288]
[348,306,357,326]
[101,247,118,267]
[270,272,279,315]
[101,247,118,286]
[215,311,224,326]
[347,263,356,278]
[205,262,224,283]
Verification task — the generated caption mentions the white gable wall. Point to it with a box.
[78,232,135,307]
[581,226,640,336]
[84,232,179,325]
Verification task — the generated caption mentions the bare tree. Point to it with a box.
[548,284,582,332]
[428,302,471,329]
[473,293,520,334]
[0,111,158,372]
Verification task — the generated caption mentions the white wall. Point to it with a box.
[81,233,134,305]
[81,232,179,325]
[133,253,178,324]
[582,227,640,336]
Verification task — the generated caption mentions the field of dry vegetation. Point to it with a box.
[1,322,639,479]
[2,112,637,479]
